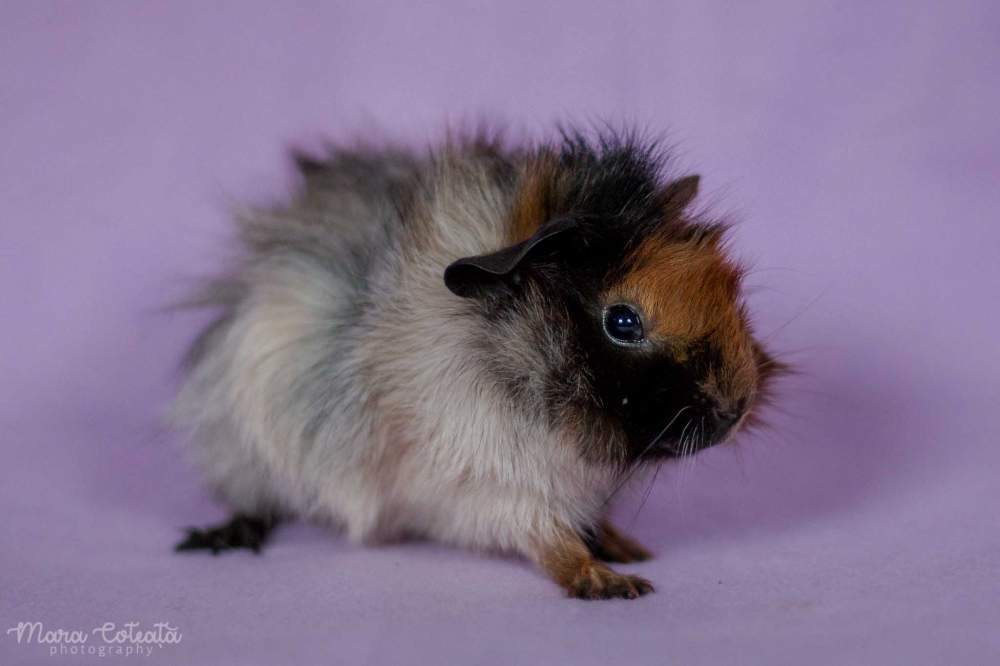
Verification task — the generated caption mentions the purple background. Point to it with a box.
[2,1,998,664]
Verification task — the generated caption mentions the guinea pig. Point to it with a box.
[172,128,782,600]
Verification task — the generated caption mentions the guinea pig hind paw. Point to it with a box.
[174,514,278,555]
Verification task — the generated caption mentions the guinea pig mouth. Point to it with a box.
[646,410,739,458]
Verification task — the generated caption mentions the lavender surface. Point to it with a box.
[2,2,998,663]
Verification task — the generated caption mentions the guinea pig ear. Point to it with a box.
[661,174,700,211]
[444,217,577,299]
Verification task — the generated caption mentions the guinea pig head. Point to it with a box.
[444,141,781,467]
[597,225,766,458]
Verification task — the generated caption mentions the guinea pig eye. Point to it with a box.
[603,304,645,344]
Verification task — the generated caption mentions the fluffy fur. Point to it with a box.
[172,128,780,599]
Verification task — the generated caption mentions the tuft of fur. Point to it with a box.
[173,128,782,598]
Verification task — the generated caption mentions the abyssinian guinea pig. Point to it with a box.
[173,128,782,600]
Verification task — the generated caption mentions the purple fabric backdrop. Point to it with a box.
[2,1,998,664]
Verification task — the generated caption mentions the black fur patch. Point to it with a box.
[174,514,278,555]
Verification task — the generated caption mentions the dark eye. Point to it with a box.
[603,304,645,344]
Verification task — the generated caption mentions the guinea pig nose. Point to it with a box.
[711,408,741,432]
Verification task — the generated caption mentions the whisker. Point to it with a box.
[674,418,695,496]
[686,419,699,479]
[601,405,692,508]
[631,460,664,524]
[761,286,830,344]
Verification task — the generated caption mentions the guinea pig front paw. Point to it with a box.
[534,527,655,600]
[565,563,655,600]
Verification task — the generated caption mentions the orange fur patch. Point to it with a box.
[508,151,563,243]
[615,235,741,339]
[612,234,758,398]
